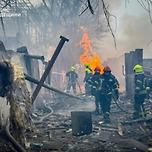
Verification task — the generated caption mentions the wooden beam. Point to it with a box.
[24,73,83,101]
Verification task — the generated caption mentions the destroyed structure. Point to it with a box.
[0,0,152,152]
[0,39,152,152]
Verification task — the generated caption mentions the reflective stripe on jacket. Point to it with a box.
[134,72,147,95]
[66,71,78,84]
[90,72,101,93]
[100,73,119,95]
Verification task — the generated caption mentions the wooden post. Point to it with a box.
[124,49,143,99]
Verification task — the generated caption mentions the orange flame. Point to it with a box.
[79,27,104,73]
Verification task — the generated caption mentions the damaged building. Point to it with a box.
[0,39,152,152]
[0,0,152,152]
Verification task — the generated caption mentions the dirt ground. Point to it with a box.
[1,92,152,152]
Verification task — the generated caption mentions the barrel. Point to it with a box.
[71,111,92,136]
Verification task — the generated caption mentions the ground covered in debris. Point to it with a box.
[1,92,152,152]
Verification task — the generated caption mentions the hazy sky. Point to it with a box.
[100,0,152,60]
[29,0,152,60]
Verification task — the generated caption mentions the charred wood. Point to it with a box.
[0,119,26,152]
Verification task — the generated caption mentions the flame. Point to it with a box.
[79,27,104,73]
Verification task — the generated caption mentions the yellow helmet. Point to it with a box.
[85,63,90,68]
[71,66,75,71]
[133,64,143,73]
[85,68,90,73]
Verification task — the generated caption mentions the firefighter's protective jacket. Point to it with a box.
[90,72,101,96]
[100,73,119,98]
[134,72,148,96]
[146,77,152,92]
[66,71,78,84]
[84,72,93,84]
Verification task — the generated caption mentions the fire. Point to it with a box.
[79,27,104,73]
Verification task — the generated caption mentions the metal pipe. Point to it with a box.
[31,36,69,104]
[24,54,45,61]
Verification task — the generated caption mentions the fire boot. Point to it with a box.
[94,109,100,115]
[133,111,140,119]
[139,105,146,118]
[103,112,110,123]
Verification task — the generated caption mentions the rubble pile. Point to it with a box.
[1,84,152,151]
[26,93,152,151]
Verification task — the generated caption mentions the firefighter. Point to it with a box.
[133,64,150,119]
[99,66,119,123]
[85,63,92,72]
[66,66,78,94]
[83,68,93,97]
[90,66,102,115]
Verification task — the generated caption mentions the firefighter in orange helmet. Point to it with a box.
[99,66,119,123]
[90,66,102,115]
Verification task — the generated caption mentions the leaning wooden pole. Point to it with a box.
[31,36,69,104]
[24,73,83,101]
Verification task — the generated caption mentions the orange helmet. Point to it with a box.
[103,66,111,72]
[94,66,101,72]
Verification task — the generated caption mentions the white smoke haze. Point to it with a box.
[91,0,152,91]
[98,12,152,60]
[97,0,152,60]
[1,1,152,61]
[1,0,152,91]
[118,13,152,58]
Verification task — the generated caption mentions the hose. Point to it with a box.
[111,92,131,114]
